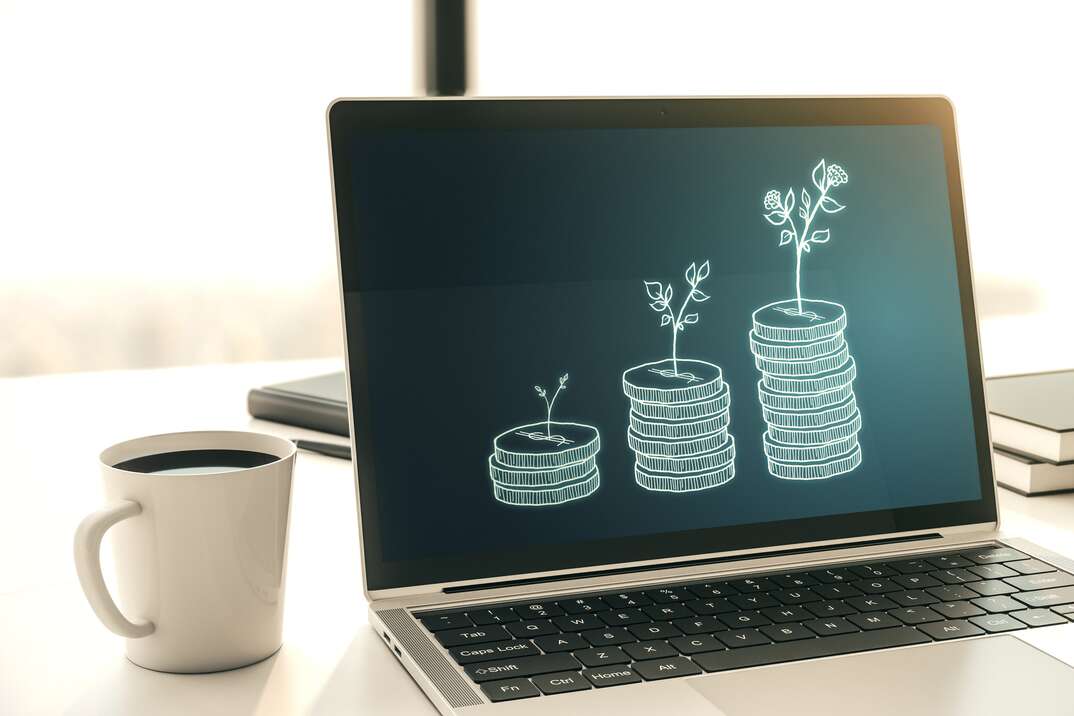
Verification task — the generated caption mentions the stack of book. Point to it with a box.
[988,370,1074,495]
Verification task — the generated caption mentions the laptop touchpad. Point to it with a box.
[689,636,1074,715]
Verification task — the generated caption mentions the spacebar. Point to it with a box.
[694,627,930,673]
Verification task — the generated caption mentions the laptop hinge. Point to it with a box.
[443,532,945,595]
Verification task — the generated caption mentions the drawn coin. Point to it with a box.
[493,422,600,470]
[757,381,853,412]
[622,359,723,404]
[762,395,857,429]
[635,435,735,474]
[762,431,859,463]
[767,445,862,480]
[629,409,729,440]
[749,330,845,361]
[754,342,850,377]
[630,382,731,421]
[627,427,729,458]
[487,453,597,487]
[766,410,861,445]
[491,469,600,506]
[634,459,735,492]
[752,299,847,343]
[761,357,856,395]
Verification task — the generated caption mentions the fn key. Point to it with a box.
[481,679,539,702]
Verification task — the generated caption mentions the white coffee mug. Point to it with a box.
[74,430,297,673]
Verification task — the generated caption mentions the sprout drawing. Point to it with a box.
[532,373,569,439]
[643,261,711,378]
[762,159,849,317]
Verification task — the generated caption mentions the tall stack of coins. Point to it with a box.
[750,299,862,480]
[622,358,736,492]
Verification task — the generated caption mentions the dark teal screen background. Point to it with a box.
[344,125,983,563]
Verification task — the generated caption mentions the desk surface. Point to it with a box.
[4,357,1074,715]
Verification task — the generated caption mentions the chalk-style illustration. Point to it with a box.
[751,159,863,480]
[622,261,737,492]
[488,373,601,506]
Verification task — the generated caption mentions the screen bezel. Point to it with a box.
[328,96,996,593]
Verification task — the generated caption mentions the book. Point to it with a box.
[247,372,349,436]
[993,445,1074,496]
[987,370,1074,462]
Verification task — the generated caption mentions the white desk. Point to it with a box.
[4,358,1074,715]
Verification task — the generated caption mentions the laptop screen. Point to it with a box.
[331,99,994,591]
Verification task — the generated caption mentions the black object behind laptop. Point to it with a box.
[247,371,348,436]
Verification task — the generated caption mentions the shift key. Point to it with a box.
[465,653,582,682]
[435,625,510,648]
[1013,586,1074,608]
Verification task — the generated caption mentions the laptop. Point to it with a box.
[327,97,1074,715]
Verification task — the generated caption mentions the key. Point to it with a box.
[931,601,985,619]
[730,593,781,610]
[582,627,635,646]
[1005,572,1074,592]
[762,606,813,623]
[760,623,815,642]
[803,618,858,636]
[888,607,943,625]
[718,611,771,629]
[533,633,588,653]
[962,546,1029,565]
[695,627,929,672]
[672,615,726,634]
[851,564,898,578]
[846,596,897,612]
[728,577,776,593]
[927,555,975,569]
[436,625,510,648]
[624,640,679,660]
[773,589,821,605]
[481,679,540,702]
[814,583,863,600]
[968,564,1018,580]
[669,634,726,654]
[507,620,558,638]
[420,612,472,631]
[685,582,738,598]
[968,580,1018,596]
[629,622,682,640]
[1007,559,1055,575]
[808,568,856,583]
[601,592,652,608]
[889,590,939,607]
[888,559,933,574]
[574,646,630,668]
[531,671,590,695]
[646,587,690,604]
[634,656,702,681]
[599,609,649,627]
[1052,604,1074,620]
[853,579,900,594]
[450,639,539,664]
[644,604,694,621]
[969,614,1026,633]
[686,598,737,615]
[772,573,819,588]
[930,569,979,585]
[926,585,978,602]
[465,653,582,682]
[554,614,604,632]
[1012,609,1069,627]
[717,629,771,648]
[469,607,519,625]
[805,600,857,618]
[515,602,564,618]
[558,597,609,614]
[847,612,902,630]
[582,665,642,688]
[971,595,1024,613]
[916,620,985,640]
[1013,586,1074,608]
[893,574,942,590]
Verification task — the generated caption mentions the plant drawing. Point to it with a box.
[533,373,569,439]
[643,261,711,379]
[762,159,849,317]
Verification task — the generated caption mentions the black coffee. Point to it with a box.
[113,449,279,476]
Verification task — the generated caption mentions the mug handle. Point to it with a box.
[74,500,156,638]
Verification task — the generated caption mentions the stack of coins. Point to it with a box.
[488,422,600,506]
[622,359,736,492]
[749,299,862,480]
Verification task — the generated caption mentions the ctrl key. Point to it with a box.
[532,671,591,695]
[481,679,540,703]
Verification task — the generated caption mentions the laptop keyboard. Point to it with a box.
[413,545,1074,703]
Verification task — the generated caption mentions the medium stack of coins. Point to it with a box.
[488,423,601,506]
[623,359,736,492]
[750,299,862,480]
